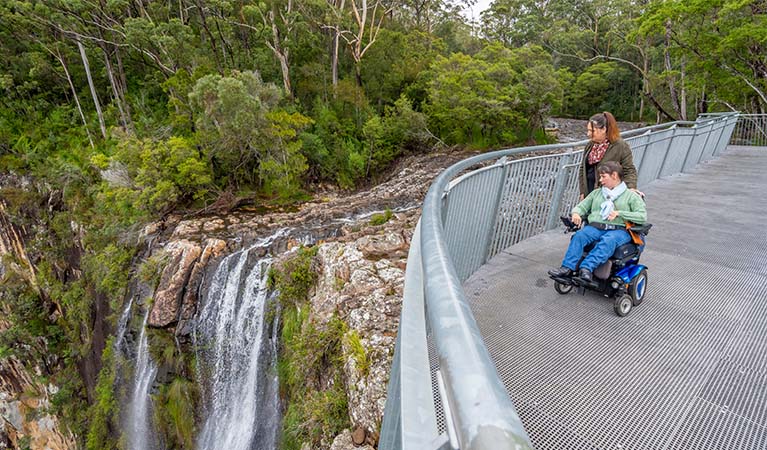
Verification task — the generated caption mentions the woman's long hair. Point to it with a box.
[589,111,621,142]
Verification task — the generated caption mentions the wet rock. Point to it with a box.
[176,238,228,336]
[149,240,202,328]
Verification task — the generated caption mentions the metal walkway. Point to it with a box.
[465,146,767,450]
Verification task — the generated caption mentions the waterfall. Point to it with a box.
[114,297,133,353]
[126,307,159,450]
[194,231,285,450]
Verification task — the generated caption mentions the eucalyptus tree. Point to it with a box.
[188,70,312,195]
[426,42,562,145]
[638,0,767,114]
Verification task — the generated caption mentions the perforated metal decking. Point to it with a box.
[465,146,767,450]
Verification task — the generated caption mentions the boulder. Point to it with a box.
[148,240,202,328]
[329,429,375,450]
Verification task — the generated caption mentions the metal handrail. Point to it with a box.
[380,113,745,450]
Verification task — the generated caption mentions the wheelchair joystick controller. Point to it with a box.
[560,216,580,233]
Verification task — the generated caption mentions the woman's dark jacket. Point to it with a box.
[579,138,638,197]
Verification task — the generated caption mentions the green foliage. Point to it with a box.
[81,243,135,301]
[95,134,212,215]
[269,247,350,449]
[425,43,562,147]
[637,0,767,116]
[363,96,433,175]
[568,62,637,119]
[138,252,169,289]
[302,82,375,188]
[153,378,198,450]
[85,342,118,450]
[278,313,350,450]
[49,365,89,436]
[187,70,313,196]
[270,246,319,309]
[259,110,313,200]
[344,330,370,377]
[369,208,393,226]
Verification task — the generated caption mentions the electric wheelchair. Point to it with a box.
[548,216,652,317]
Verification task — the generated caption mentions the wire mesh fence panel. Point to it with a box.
[443,165,506,282]
[714,118,738,155]
[627,131,651,173]
[731,115,767,146]
[488,153,572,258]
[685,124,713,172]
[701,123,724,162]
[635,128,674,186]
[659,127,695,178]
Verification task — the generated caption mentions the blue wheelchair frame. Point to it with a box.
[549,217,652,316]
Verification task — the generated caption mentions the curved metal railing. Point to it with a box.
[379,113,740,450]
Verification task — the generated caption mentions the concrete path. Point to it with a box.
[465,146,767,450]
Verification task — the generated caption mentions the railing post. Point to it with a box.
[483,157,509,263]
[635,129,652,175]
[695,121,714,166]
[545,152,574,231]
[709,118,728,160]
[654,124,677,182]
[680,124,698,173]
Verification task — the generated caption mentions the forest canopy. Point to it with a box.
[1,0,764,212]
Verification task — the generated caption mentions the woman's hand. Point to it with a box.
[607,210,620,221]
[572,213,582,226]
[579,193,585,201]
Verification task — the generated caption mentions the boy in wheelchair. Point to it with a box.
[548,161,647,283]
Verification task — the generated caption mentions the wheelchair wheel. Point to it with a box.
[613,294,633,317]
[630,269,648,306]
[555,281,573,295]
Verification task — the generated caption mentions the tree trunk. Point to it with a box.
[78,40,107,139]
[195,0,222,73]
[114,47,133,125]
[664,20,681,120]
[102,46,130,130]
[639,50,648,119]
[268,9,292,96]
[331,0,345,86]
[332,26,340,86]
[680,56,687,120]
[57,49,95,148]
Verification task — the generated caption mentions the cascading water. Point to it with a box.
[126,307,159,450]
[194,231,285,450]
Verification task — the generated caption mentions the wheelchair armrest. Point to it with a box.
[628,223,652,235]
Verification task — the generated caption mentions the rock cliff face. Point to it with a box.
[0,179,77,450]
[0,358,76,450]
[310,213,416,447]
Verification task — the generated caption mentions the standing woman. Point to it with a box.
[579,112,639,200]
